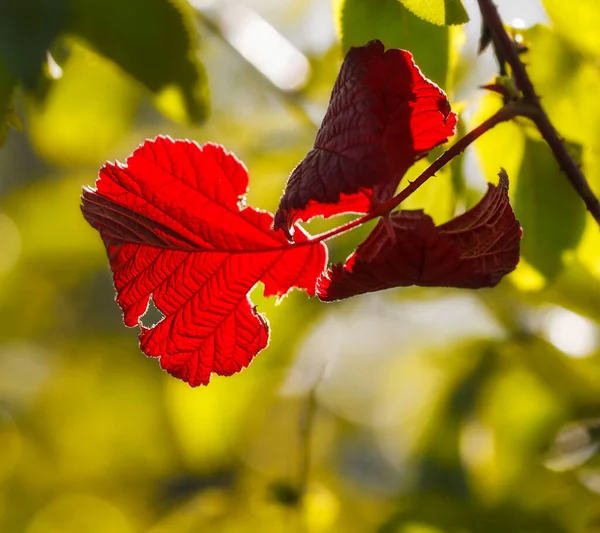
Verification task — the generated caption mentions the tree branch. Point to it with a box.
[477,0,600,227]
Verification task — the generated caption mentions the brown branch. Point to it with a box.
[477,0,600,227]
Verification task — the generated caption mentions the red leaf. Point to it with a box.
[81,136,327,386]
[317,170,521,301]
[274,40,457,237]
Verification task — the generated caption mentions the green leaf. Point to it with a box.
[542,0,600,58]
[26,41,142,166]
[399,0,469,26]
[67,0,209,124]
[0,0,67,89]
[523,25,600,149]
[335,0,449,86]
[0,0,68,88]
[402,159,454,224]
[0,55,15,149]
[472,94,525,187]
[514,137,586,280]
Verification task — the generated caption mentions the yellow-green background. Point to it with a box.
[1,0,600,531]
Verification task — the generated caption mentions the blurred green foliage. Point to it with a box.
[335,0,449,85]
[1,0,600,532]
[398,0,469,26]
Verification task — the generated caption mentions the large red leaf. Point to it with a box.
[317,171,521,301]
[273,40,457,237]
[81,136,327,386]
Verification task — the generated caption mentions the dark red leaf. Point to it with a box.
[317,170,521,301]
[81,136,327,386]
[274,40,457,238]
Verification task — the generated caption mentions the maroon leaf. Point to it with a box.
[274,39,457,238]
[317,170,521,301]
[81,136,327,386]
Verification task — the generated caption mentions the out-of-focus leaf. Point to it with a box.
[22,338,177,488]
[399,0,469,26]
[27,42,142,166]
[0,0,67,89]
[335,0,449,86]
[402,160,454,224]
[165,370,269,470]
[26,494,132,533]
[5,107,22,131]
[514,137,586,280]
[524,25,600,148]
[3,175,105,277]
[513,337,600,415]
[0,56,15,115]
[0,37,16,148]
[472,94,525,183]
[544,261,600,323]
[67,0,209,124]
[478,351,566,499]
[542,0,600,58]
[578,217,600,279]
[415,343,498,496]
[379,495,567,533]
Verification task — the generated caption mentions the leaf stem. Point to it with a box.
[476,0,600,227]
[298,388,316,498]
[308,101,522,244]
[296,388,317,533]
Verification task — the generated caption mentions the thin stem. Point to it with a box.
[477,0,537,102]
[296,388,317,533]
[306,101,523,245]
[476,0,600,227]
[298,388,316,497]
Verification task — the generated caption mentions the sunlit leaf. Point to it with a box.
[274,40,456,236]
[27,42,142,165]
[514,137,586,280]
[26,494,132,533]
[402,159,454,224]
[399,0,469,26]
[82,137,326,386]
[524,24,600,148]
[542,0,600,58]
[67,0,209,124]
[472,94,525,183]
[334,0,449,86]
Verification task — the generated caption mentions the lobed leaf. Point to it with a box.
[81,137,327,386]
[317,170,521,301]
[274,40,456,238]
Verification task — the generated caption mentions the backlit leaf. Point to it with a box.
[318,171,521,300]
[514,137,586,280]
[81,137,326,386]
[67,0,209,124]
[542,0,600,58]
[274,40,456,237]
[335,0,450,85]
[399,0,469,26]
[27,42,142,166]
